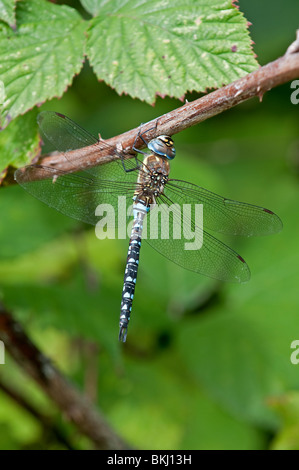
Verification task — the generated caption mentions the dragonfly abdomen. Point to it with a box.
[119,203,147,342]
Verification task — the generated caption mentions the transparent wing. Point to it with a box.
[37,111,100,151]
[165,179,283,236]
[15,162,139,227]
[15,111,143,227]
[144,194,250,283]
[37,110,141,176]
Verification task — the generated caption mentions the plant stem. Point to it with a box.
[0,307,129,449]
[28,38,299,179]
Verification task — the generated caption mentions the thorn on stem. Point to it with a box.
[286,29,299,55]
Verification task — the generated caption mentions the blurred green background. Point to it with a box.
[0,0,299,449]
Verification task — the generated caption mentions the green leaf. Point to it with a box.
[0,245,122,355]
[269,393,299,450]
[0,0,86,127]
[0,185,77,259]
[0,110,40,173]
[86,0,258,103]
[80,0,102,16]
[178,312,281,428]
[0,0,16,27]
[107,358,265,449]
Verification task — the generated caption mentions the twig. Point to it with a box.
[0,377,74,449]
[286,29,299,55]
[23,36,299,180]
[0,307,130,450]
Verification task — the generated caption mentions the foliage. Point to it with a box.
[0,0,298,451]
[0,0,16,27]
[0,0,257,137]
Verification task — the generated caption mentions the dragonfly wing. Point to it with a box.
[37,111,99,151]
[16,111,148,230]
[15,163,138,229]
[165,179,283,236]
[37,111,142,177]
[144,197,250,283]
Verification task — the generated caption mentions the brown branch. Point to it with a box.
[0,377,74,449]
[0,307,130,450]
[286,29,299,55]
[23,35,299,180]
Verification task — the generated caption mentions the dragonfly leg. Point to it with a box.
[118,126,145,173]
[121,123,155,173]
[120,155,140,173]
[132,120,159,152]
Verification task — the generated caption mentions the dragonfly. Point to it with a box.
[15,111,283,341]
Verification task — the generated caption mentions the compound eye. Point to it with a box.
[148,135,176,160]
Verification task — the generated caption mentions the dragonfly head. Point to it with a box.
[148,135,176,160]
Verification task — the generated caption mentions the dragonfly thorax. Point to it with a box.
[133,154,170,207]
